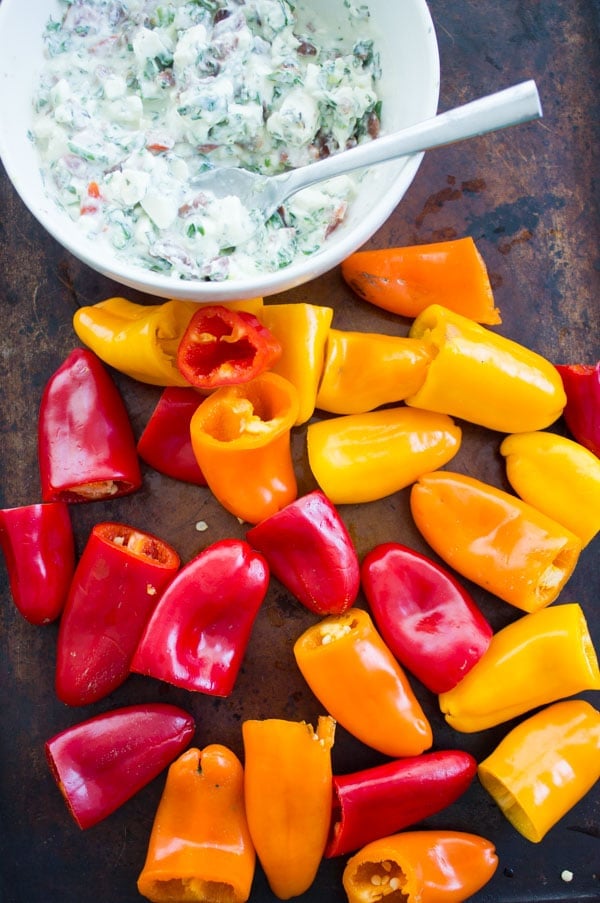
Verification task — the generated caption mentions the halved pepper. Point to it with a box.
[137,745,255,903]
[438,603,600,733]
[406,304,566,432]
[478,700,600,843]
[556,361,600,457]
[189,372,299,524]
[137,387,207,485]
[242,717,335,900]
[307,408,461,505]
[293,608,432,758]
[410,471,582,612]
[55,522,180,706]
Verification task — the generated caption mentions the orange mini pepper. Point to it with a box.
[242,717,335,900]
[137,745,255,903]
[315,329,433,414]
[410,471,581,612]
[189,372,299,524]
[439,603,600,733]
[478,700,600,843]
[293,608,432,758]
[341,237,501,324]
[342,830,498,903]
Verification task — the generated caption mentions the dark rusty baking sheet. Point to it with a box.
[1,1,599,901]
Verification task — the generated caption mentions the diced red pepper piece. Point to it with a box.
[137,386,207,485]
[556,362,600,457]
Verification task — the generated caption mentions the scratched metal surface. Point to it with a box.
[0,2,599,902]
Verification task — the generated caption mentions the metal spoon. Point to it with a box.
[191,80,542,224]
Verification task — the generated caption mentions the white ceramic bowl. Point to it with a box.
[0,0,440,302]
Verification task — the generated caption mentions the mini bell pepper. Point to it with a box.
[46,703,195,829]
[246,490,360,616]
[556,362,600,457]
[326,749,477,858]
[189,372,299,524]
[55,522,180,706]
[361,542,492,693]
[137,387,207,485]
[438,603,600,733]
[259,302,333,424]
[500,430,600,547]
[478,700,600,843]
[293,608,432,758]
[341,237,502,324]
[307,408,461,505]
[38,348,142,502]
[405,304,566,432]
[342,830,498,903]
[131,539,269,696]
[315,330,433,415]
[242,716,335,900]
[0,501,75,625]
[73,297,198,386]
[137,745,255,903]
[176,304,282,389]
[410,471,582,612]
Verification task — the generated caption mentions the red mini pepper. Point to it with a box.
[556,361,600,457]
[326,749,477,858]
[0,501,75,625]
[176,304,282,389]
[131,539,269,696]
[361,543,493,693]
[137,387,207,485]
[246,490,360,616]
[38,348,142,502]
[55,523,180,706]
[45,703,195,829]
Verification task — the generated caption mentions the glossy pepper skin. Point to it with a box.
[0,501,75,625]
[326,749,477,858]
[406,304,566,432]
[478,700,600,843]
[189,372,299,524]
[246,490,360,616]
[293,608,432,758]
[361,542,492,693]
[176,304,281,389]
[439,603,600,733]
[315,329,433,415]
[45,704,195,829]
[307,408,461,505]
[137,745,255,903]
[56,522,180,706]
[341,237,501,324]
[556,361,600,457]
[410,471,582,612]
[342,830,498,903]
[38,348,142,502]
[243,717,335,900]
[131,539,269,696]
[137,387,207,485]
[501,430,600,547]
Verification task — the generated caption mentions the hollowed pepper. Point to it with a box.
[556,361,600,457]
[293,608,432,758]
[438,603,600,733]
[410,471,582,612]
[137,745,255,903]
[405,304,566,432]
[189,372,299,524]
[137,387,207,485]
[478,700,600,843]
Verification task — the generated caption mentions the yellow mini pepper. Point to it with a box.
[410,471,582,612]
[307,408,461,505]
[315,329,433,414]
[500,430,600,547]
[242,717,335,900]
[406,304,566,432]
[439,603,600,733]
[478,700,600,843]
